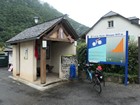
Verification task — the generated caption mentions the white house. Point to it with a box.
[85,11,140,42]
[83,11,140,66]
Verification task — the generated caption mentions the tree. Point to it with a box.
[0,0,89,49]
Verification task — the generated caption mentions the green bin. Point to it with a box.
[0,54,8,67]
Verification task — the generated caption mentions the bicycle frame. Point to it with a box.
[81,63,105,94]
[86,69,93,80]
[82,64,93,81]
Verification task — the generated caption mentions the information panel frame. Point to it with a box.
[87,31,128,85]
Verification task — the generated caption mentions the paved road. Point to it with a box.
[0,67,140,105]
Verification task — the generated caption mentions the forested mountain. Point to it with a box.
[0,0,89,47]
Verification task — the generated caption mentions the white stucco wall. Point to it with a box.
[8,52,13,64]
[13,44,20,77]
[87,16,140,41]
[51,42,76,78]
[19,41,37,82]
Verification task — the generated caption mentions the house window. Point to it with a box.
[108,20,114,28]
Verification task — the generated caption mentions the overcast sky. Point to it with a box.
[39,0,140,27]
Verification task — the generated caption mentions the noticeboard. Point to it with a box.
[87,32,127,65]
[87,31,129,85]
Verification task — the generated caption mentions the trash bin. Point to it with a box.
[0,54,8,67]
[70,64,76,79]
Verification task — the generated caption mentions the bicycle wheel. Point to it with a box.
[93,77,102,93]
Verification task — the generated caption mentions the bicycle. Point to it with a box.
[81,63,105,93]
[93,66,105,93]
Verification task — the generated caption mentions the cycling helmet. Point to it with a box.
[97,65,102,71]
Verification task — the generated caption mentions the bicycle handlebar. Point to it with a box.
[78,63,94,67]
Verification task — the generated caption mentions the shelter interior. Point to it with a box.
[35,24,76,83]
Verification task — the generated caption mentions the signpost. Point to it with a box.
[87,31,128,85]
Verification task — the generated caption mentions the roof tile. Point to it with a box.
[7,17,63,43]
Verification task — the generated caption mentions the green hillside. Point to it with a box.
[0,0,89,47]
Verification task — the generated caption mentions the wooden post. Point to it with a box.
[40,40,46,84]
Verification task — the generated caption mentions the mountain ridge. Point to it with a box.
[0,0,89,47]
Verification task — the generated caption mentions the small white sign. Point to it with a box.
[24,48,28,60]
[42,40,47,48]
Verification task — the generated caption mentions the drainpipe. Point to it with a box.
[138,37,140,84]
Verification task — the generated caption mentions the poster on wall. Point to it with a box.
[88,32,126,65]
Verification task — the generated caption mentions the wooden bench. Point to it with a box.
[46,64,54,73]
[37,64,54,76]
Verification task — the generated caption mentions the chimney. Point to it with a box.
[128,17,139,24]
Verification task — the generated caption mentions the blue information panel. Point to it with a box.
[87,31,129,86]
[87,32,126,65]
[88,37,106,63]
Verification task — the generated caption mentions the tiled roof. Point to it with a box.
[128,16,139,20]
[7,17,63,43]
[102,11,119,18]
[4,46,12,52]
[81,11,140,39]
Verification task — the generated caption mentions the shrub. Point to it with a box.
[128,41,138,75]
[77,40,138,76]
